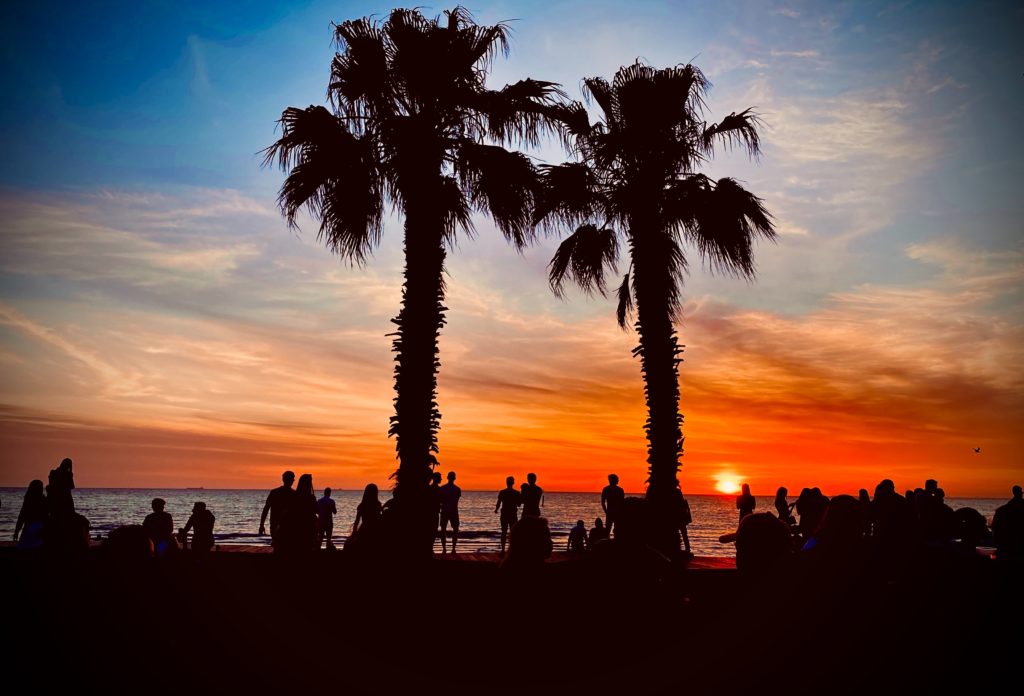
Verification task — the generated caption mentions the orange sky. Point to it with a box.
[0,190,1020,496]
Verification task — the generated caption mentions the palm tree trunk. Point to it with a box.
[629,228,685,554]
[387,193,447,556]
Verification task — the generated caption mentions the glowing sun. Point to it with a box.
[715,477,741,495]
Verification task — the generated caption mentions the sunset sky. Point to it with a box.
[1,0,1021,496]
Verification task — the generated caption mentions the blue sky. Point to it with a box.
[0,1,1021,492]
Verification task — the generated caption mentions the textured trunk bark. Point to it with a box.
[386,188,448,557]
[629,221,686,556]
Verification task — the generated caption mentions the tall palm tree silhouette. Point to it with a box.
[264,7,567,554]
[538,62,776,549]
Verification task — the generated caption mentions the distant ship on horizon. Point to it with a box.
[185,487,204,490]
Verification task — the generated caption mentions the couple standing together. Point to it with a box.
[495,473,545,555]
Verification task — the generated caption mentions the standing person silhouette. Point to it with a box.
[181,502,215,552]
[495,476,521,555]
[317,487,338,550]
[46,457,75,517]
[601,474,625,535]
[439,471,462,554]
[14,480,47,549]
[737,483,756,523]
[350,484,382,552]
[521,473,544,517]
[429,472,443,543]
[283,474,318,553]
[259,470,295,549]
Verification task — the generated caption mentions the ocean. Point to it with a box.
[0,488,1005,557]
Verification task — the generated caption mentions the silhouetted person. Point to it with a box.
[736,483,756,522]
[495,476,521,555]
[679,492,693,556]
[735,512,793,576]
[588,518,608,547]
[281,473,318,553]
[500,515,553,572]
[259,470,296,548]
[143,498,176,557]
[181,502,215,552]
[429,472,443,542]
[521,473,543,517]
[954,507,991,551]
[601,474,625,535]
[796,487,829,542]
[14,479,46,549]
[774,486,796,526]
[871,479,914,571]
[46,457,75,517]
[858,489,872,536]
[316,487,338,550]
[917,479,956,546]
[349,483,382,552]
[438,471,461,554]
[992,485,1024,561]
[568,519,587,554]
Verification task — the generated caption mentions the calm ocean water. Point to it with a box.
[0,488,1004,557]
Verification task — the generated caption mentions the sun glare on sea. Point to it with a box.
[715,476,740,495]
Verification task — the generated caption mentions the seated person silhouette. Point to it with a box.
[568,519,588,554]
[181,502,216,552]
[143,498,177,557]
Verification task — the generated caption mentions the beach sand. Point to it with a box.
[3,544,1018,695]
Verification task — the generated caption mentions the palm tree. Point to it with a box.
[264,7,567,555]
[538,62,776,552]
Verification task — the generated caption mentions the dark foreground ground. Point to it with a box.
[4,546,1020,695]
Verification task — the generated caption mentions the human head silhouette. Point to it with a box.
[362,483,379,503]
[594,518,603,528]
[447,471,456,483]
[26,479,44,498]
[432,472,442,485]
[324,487,332,497]
[742,483,752,496]
[151,498,166,512]
[1013,485,1022,499]
[59,457,73,472]
[576,519,585,528]
[609,474,619,485]
[777,486,788,497]
[506,476,515,487]
[297,473,313,496]
[527,473,537,485]
[282,471,295,487]
[192,502,206,513]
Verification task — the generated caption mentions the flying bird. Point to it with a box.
[973,447,981,453]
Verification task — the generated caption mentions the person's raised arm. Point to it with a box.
[183,515,195,535]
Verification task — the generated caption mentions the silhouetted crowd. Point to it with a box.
[12,457,90,552]
[728,479,1024,578]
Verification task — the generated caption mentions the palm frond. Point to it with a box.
[456,141,539,249]
[548,224,619,297]
[262,106,383,264]
[702,108,763,159]
[330,18,390,122]
[670,175,775,277]
[615,271,633,329]
[535,162,600,231]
